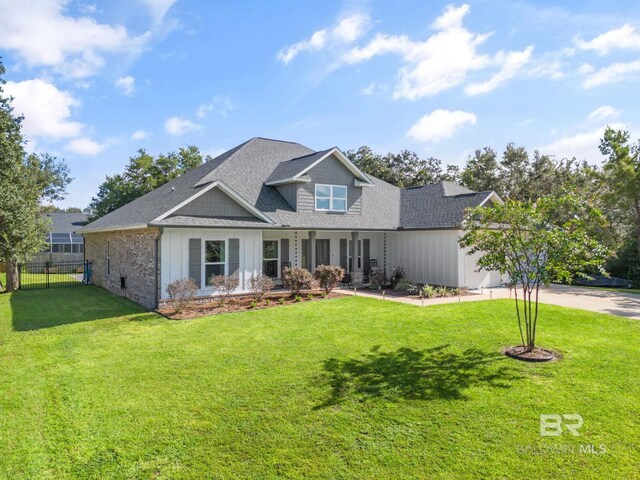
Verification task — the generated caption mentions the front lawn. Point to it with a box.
[0,287,638,479]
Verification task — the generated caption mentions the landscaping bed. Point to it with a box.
[158,290,341,319]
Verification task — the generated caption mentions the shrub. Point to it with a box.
[282,267,314,295]
[249,300,257,309]
[209,275,239,306]
[369,273,386,289]
[166,278,198,313]
[390,266,405,287]
[394,278,415,292]
[247,273,275,302]
[294,295,302,302]
[421,284,436,298]
[435,286,450,297]
[314,265,345,294]
[306,293,314,300]
[265,298,271,306]
[278,297,285,305]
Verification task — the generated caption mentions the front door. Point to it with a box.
[316,239,330,266]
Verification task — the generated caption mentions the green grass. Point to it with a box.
[0,271,81,290]
[0,287,638,479]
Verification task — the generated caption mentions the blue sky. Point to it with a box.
[1,0,639,208]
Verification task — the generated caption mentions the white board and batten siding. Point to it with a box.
[386,230,503,289]
[160,227,262,299]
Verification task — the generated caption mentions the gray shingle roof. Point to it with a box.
[265,148,334,184]
[43,212,88,233]
[80,137,495,233]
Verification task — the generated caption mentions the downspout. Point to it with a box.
[154,228,163,310]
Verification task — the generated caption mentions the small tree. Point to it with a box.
[247,273,275,301]
[282,267,314,296]
[210,275,239,306]
[460,194,607,354]
[166,278,198,313]
[314,265,345,294]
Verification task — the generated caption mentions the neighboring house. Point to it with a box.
[35,212,88,263]
[79,137,503,309]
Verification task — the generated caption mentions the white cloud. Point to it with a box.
[78,3,98,14]
[587,105,619,121]
[277,12,370,64]
[164,116,201,136]
[465,46,534,95]
[343,4,532,100]
[65,137,105,155]
[196,95,236,118]
[539,124,625,162]
[361,82,375,95]
[130,129,150,140]
[0,0,150,78]
[115,75,135,95]
[139,0,178,24]
[4,79,83,139]
[406,109,477,143]
[582,59,640,88]
[575,24,640,55]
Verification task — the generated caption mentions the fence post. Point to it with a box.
[46,260,50,289]
[18,263,22,290]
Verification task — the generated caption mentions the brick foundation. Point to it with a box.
[84,228,160,310]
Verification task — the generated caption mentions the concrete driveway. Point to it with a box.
[337,284,640,319]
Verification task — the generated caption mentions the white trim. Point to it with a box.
[78,224,148,234]
[152,180,274,224]
[264,177,311,186]
[478,191,504,207]
[315,183,347,212]
[295,148,374,185]
[354,179,374,187]
[262,239,279,278]
[203,238,228,286]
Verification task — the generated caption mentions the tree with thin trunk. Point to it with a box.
[460,194,607,356]
[0,60,71,291]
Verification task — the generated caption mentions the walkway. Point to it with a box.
[336,284,640,319]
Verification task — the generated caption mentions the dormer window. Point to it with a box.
[315,184,347,212]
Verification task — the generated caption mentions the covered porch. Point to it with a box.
[261,230,387,286]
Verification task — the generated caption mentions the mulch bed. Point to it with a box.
[503,345,557,362]
[361,287,475,299]
[158,290,341,320]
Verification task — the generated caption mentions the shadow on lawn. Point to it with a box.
[314,345,520,409]
[10,286,151,331]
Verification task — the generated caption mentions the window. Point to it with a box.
[315,184,347,212]
[262,240,279,278]
[348,240,362,272]
[316,239,330,266]
[204,240,226,285]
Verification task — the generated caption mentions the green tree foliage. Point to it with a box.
[460,195,607,350]
[87,146,208,220]
[599,127,640,267]
[0,60,71,291]
[346,146,459,188]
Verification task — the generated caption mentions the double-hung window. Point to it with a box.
[315,184,347,212]
[204,240,226,286]
[262,240,279,278]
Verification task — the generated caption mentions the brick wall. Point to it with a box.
[84,228,160,309]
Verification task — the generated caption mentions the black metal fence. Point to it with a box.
[18,260,92,290]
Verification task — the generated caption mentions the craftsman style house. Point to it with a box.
[80,137,502,309]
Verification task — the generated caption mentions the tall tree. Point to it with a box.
[346,147,458,188]
[599,127,640,264]
[87,146,208,220]
[460,147,500,194]
[0,61,71,291]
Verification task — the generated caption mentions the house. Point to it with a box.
[35,212,88,263]
[79,137,503,309]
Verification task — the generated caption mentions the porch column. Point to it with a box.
[351,231,363,286]
[309,231,316,272]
